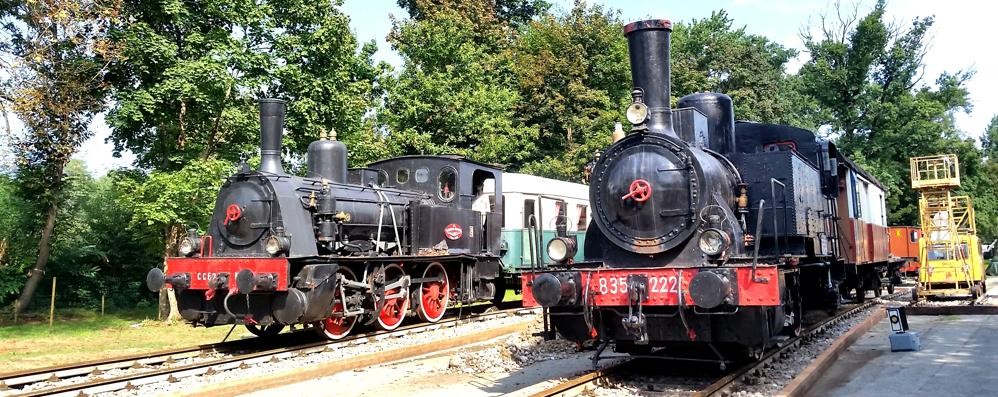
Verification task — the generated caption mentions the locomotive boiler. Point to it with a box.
[148,99,507,339]
[521,19,895,362]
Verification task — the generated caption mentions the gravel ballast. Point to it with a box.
[88,313,539,396]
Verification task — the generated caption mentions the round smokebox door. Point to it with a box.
[591,133,703,254]
[216,180,272,247]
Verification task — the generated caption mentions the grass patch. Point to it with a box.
[0,307,254,373]
[503,289,522,302]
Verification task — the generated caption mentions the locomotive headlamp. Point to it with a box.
[178,236,200,257]
[547,236,578,263]
[698,229,730,256]
[265,235,290,255]
[626,102,649,125]
[178,228,201,257]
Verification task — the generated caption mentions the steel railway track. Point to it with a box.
[0,304,536,397]
[531,289,910,397]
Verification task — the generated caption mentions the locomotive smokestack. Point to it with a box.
[624,19,675,137]
[258,98,286,174]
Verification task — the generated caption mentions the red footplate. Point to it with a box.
[522,267,780,307]
[166,257,290,291]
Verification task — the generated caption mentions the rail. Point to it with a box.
[0,305,537,397]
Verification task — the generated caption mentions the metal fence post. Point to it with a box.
[49,277,56,328]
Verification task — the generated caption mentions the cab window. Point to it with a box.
[414,167,429,183]
[396,168,410,184]
[438,167,457,201]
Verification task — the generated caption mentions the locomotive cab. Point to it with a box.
[368,156,504,257]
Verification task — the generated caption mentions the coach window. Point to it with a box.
[524,199,536,228]
[396,168,409,184]
[499,197,505,227]
[438,167,457,202]
[577,205,588,231]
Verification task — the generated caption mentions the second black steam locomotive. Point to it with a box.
[522,19,897,361]
[147,99,508,338]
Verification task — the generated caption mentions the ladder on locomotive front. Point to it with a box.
[910,154,983,297]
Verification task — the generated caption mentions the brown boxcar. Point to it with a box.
[834,157,895,299]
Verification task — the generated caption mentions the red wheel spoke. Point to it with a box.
[319,268,357,340]
[418,262,449,323]
[377,265,409,330]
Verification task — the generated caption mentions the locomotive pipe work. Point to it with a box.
[259,98,287,175]
[624,19,676,137]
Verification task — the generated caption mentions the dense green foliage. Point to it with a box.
[511,4,629,180]
[0,0,124,311]
[381,0,540,165]
[0,162,161,310]
[797,0,995,239]
[2,0,995,310]
[107,0,384,170]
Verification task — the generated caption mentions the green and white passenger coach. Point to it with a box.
[476,173,590,298]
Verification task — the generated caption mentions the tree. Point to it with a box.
[107,0,384,171]
[0,174,31,301]
[671,11,806,127]
[382,1,539,165]
[984,115,998,161]
[510,2,629,180]
[0,0,122,313]
[797,0,983,228]
[116,159,232,318]
[510,7,806,180]
[397,0,550,28]
[974,116,998,241]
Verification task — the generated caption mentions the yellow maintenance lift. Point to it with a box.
[910,154,986,299]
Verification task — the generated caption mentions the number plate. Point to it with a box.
[166,257,289,291]
[587,269,695,306]
[520,267,781,307]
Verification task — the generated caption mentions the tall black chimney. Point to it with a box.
[624,19,675,137]
[258,98,286,174]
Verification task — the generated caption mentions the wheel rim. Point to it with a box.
[320,268,357,340]
[418,262,449,322]
[376,264,409,330]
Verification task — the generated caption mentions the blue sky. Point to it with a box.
[66,0,995,175]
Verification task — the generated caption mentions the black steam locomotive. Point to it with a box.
[522,19,895,361]
[147,99,507,339]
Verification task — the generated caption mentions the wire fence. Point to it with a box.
[1,276,158,325]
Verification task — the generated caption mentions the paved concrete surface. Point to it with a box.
[811,314,998,397]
